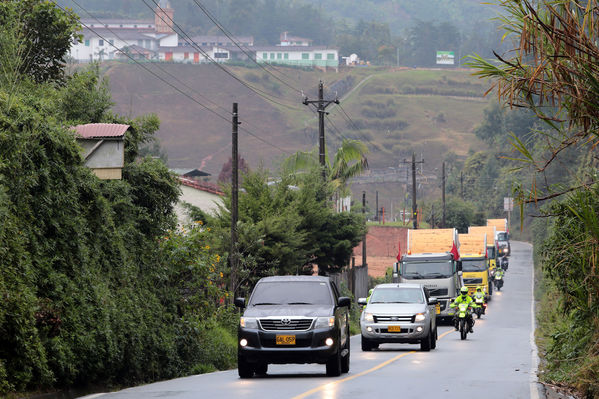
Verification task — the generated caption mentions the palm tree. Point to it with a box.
[283,138,369,199]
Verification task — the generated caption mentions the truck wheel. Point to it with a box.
[341,329,350,373]
[361,335,372,351]
[254,362,268,375]
[488,282,493,297]
[326,350,342,377]
[420,332,431,351]
[238,356,254,379]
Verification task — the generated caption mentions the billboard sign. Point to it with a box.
[436,51,455,65]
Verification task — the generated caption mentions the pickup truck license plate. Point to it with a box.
[388,325,401,332]
[276,335,296,345]
[436,303,441,314]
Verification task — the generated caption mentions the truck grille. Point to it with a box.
[428,288,448,297]
[464,278,483,285]
[373,315,413,323]
[259,318,314,331]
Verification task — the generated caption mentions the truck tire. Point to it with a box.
[420,332,431,351]
[326,350,342,377]
[254,362,268,375]
[341,329,350,373]
[238,356,254,379]
[361,335,373,351]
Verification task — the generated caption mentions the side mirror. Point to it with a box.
[456,260,463,272]
[428,297,438,305]
[338,297,351,307]
[357,297,367,306]
[234,297,246,308]
[392,262,399,277]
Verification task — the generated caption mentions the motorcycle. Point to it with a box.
[474,296,486,318]
[494,273,504,291]
[500,256,509,271]
[456,302,472,340]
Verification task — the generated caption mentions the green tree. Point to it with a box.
[0,0,81,83]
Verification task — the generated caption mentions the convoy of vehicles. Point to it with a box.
[235,219,511,376]
[458,232,492,298]
[397,228,463,321]
[235,276,351,378]
[358,283,438,352]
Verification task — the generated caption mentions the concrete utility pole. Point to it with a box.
[230,103,240,295]
[442,162,446,228]
[400,154,424,229]
[362,191,367,270]
[303,81,339,179]
[411,153,417,229]
[375,191,379,222]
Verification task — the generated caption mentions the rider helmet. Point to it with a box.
[476,286,482,292]
[460,286,469,295]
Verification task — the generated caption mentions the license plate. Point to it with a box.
[276,335,296,345]
[388,325,401,332]
[435,303,441,314]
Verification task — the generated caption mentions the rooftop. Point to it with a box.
[73,123,129,139]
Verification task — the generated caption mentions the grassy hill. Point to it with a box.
[105,62,490,209]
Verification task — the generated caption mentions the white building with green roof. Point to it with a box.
[254,46,339,69]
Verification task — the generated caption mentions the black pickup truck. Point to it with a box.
[234,275,351,378]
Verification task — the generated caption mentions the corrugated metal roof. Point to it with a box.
[73,123,129,139]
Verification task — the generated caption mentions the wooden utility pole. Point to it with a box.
[375,190,379,222]
[303,81,339,179]
[460,171,464,199]
[442,162,446,228]
[230,103,239,295]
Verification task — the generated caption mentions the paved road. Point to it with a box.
[84,241,539,399]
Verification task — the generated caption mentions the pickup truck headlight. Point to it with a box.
[414,313,426,322]
[315,316,335,328]
[364,312,374,322]
[240,317,258,329]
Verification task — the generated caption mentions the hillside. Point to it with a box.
[106,63,488,181]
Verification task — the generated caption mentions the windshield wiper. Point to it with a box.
[404,272,423,279]
[424,272,448,278]
[287,302,313,305]
[252,302,280,306]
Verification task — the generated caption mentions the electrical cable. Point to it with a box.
[53,1,291,155]
[188,0,303,94]
[143,0,302,111]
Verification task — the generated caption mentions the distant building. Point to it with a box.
[280,32,313,47]
[73,123,127,180]
[69,0,177,62]
[254,32,338,69]
[175,174,224,224]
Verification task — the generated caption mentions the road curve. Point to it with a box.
[82,241,539,399]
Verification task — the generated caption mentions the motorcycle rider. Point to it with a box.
[450,286,478,333]
[473,286,486,314]
[363,288,374,310]
[495,267,505,281]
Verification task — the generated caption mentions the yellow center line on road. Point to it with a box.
[291,329,455,399]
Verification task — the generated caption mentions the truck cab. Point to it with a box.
[399,253,462,321]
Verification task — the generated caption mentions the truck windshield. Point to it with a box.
[249,282,332,306]
[401,261,453,278]
[497,232,508,241]
[370,287,424,304]
[462,259,487,272]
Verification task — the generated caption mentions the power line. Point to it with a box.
[52,1,290,155]
[188,0,303,94]
[69,0,232,118]
[143,0,302,111]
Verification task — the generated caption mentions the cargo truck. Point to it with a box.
[468,225,498,274]
[487,218,510,256]
[396,228,463,321]
[458,232,492,299]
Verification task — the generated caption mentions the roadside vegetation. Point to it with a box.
[0,1,368,395]
[467,0,599,396]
